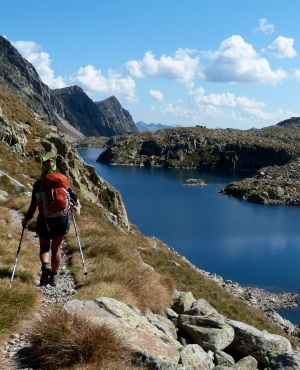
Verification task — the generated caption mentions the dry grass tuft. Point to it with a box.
[66,201,176,313]
[28,309,132,369]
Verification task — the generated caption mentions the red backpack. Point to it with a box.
[38,173,70,218]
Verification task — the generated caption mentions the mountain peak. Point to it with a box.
[0,36,137,137]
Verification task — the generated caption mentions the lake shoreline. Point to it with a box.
[79,148,300,330]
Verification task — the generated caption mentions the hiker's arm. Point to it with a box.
[22,181,40,225]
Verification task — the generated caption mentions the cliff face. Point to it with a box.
[94,96,137,135]
[0,36,136,138]
[52,86,111,137]
[0,87,130,230]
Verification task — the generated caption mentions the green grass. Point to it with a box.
[0,280,39,336]
[0,204,41,345]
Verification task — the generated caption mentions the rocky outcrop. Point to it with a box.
[62,294,299,369]
[0,102,130,230]
[97,127,294,170]
[220,158,300,206]
[0,106,29,153]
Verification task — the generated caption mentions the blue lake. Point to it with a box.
[79,148,300,323]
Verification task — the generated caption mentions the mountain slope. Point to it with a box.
[94,96,137,135]
[0,35,136,138]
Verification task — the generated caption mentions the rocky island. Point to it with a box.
[97,121,300,206]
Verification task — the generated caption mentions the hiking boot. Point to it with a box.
[40,264,51,286]
[49,272,58,287]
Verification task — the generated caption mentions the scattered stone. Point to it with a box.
[184,178,207,186]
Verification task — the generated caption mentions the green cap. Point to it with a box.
[42,151,57,162]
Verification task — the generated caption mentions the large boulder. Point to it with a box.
[185,298,224,320]
[63,297,181,369]
[214,355,258,370]
[214,350,235,367]
[226,319,291,366]
[172,291,196,314]
[145,310,178,340]
[268,351,300,369]
[178,344,214,369]
[177,315,234,351]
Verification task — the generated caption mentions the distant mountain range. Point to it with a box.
[135,121,180,132]
[0,36,137,138]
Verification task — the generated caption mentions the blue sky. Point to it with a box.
[2,0,300,129]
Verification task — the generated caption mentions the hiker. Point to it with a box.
[22,152,78,287]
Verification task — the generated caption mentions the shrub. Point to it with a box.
[28,309,131,369]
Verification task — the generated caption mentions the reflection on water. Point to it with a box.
[79,148,300,323]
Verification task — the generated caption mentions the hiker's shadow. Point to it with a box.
[14,346,39,369]
[0,268,33,284]
[0,268,12,279]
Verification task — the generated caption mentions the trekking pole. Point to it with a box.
[70,207,88,276]
[9,226,25,288]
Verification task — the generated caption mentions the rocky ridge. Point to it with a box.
[97,126,296,171]
[0,36,137,138]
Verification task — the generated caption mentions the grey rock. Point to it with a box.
[172,291,196,314]
[185,298,224,320]
[177,315,234,351]
[268,350,300,369]
[226,319,292,366]
[179,344,214,369]
[214,350,235,366]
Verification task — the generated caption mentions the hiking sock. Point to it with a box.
[42,262,51,270]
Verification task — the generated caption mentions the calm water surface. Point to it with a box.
[79,148,300,323]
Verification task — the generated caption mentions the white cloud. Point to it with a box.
[126,49,199,88]
[255,18,275,34]
[161,103,195,119]
[203,35,287,84]
[157,86,300,128]
[294,69,300,81]
[263,36,297,58]
[12,40,66,89]
[71,65,138,103]
[189,87,265,109]
[149,89,164,101]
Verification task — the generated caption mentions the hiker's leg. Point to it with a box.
[50,236,64,273]
[39,237,51,264]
